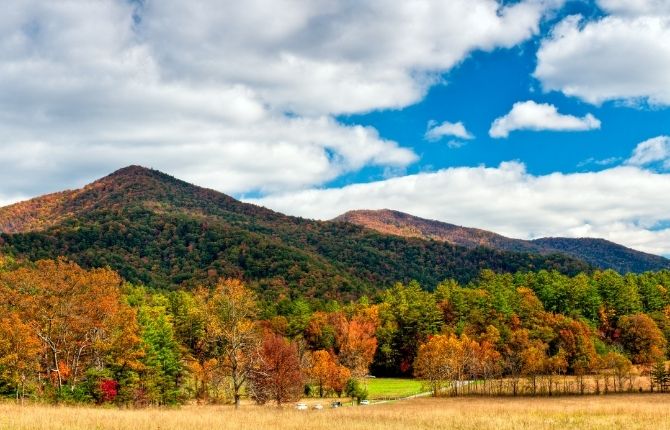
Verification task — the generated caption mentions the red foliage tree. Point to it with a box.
[99,379,119,403]
[249,332,303,406]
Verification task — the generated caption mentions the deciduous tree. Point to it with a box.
[308,350,350,397]
[0,259,141,394]
[618,313,666,365]
[0,312,41,403]
[249,332,303,406]
[206,278,261,408]
[334,307,379,377]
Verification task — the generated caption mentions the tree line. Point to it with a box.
[1,254,670,405]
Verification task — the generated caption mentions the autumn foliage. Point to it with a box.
[248,332,303,406]
[2,254,670,404]
[0,258,142,401]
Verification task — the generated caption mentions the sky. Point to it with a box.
[1,0,670,256]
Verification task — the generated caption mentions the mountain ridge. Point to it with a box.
[0,166,590,300]
[334,209,670,273]
[0,166,282,234]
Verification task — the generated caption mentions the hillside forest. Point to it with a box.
[0,166,598,302]
[2,254,670,406]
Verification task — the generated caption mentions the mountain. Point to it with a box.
[334,209,539,253]
[334,209,670,273]
[530,237,670,274]
[0,166,589,301]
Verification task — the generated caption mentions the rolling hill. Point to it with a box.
[0,166,589,300]
[334,209,670,273]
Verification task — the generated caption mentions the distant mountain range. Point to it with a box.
[0,166,596,300]
[1,166,666,300]
[334,209,670,273]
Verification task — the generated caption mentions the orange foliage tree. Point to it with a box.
[0,311,41,403]
[618,313,667,365]
[308,350,351,397]
[0,259,142,392]
[334,307,379,377]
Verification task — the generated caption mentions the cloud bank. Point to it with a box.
[251,144,670,256]
[3,1,669,257]
[0,0,560,201]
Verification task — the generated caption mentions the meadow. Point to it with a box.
[363,377,426,399]
[2,394,670,430]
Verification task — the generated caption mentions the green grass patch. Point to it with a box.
[363,378,425,399]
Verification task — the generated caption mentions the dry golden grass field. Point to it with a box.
[2,394,670,430]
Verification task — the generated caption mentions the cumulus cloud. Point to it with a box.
[0,0,562,202]
[489,101,601,138]
[626,136,670,169]
[425,120,474,141]
[141,0,562,115]
[535,7,670,105]
[250,161,670,256]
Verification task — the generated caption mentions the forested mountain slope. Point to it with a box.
[0,166,588,299]
[335,209,670,273]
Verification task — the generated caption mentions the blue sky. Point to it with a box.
[334,0,669,186]
[1,0,670,255]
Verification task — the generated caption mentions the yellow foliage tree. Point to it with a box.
[0,312,41,403]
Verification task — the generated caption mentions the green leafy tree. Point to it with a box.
[345,378,368,404]
[651,359,669,392]
[594,270,642,318]
[637,273,668,313]
[138,300,184,405]
[374,281,442,375]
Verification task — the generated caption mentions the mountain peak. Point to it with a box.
[0,166,192,235]
[106,165,154,178]
[110,165,152,175]
[0,166,270,235]
[335,208,407,222]
[0,177,592,295]
[96,165,179,186]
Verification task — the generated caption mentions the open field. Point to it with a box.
[364,377,426,399]
[3,394,670,430]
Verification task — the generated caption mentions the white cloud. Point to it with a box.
[0,0,561,201]
[250,161,670,256]
[0,117,417,199]
[577,157,622,168]
[535,11,670,105]
[626,136,670,169]
[141,0,562,115]
[447,140,467,149]
[598,0,670,16]
[489,101,601,138]
[425,120,474,141]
